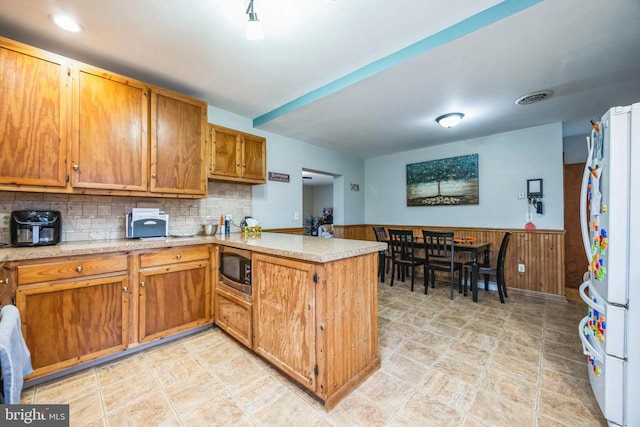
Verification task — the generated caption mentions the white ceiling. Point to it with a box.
[1,0,639,159]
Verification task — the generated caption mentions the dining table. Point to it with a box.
[383,233,491,302]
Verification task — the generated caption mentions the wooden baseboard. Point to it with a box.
[507,287,567,303]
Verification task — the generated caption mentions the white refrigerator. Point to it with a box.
[578,103,640,426]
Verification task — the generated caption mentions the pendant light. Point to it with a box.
[246,0,264,40]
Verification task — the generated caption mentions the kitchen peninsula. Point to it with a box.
[0,233,386,409]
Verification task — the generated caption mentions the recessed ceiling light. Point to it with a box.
[50,14,83,33]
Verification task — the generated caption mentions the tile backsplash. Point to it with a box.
[0,182,252,244]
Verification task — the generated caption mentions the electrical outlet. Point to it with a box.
[518,191,525,199]
[0,213,10,228]
[518,264,525,273]
[294,212,299,221]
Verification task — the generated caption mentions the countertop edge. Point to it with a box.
[0,233,387,263]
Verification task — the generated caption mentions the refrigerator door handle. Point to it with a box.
[579,280,605,313]
[579,315,604,363]
[580,136,594,263]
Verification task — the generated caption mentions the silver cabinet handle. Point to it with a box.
[73,164,79,171]
[176,254,182,260]
[151,173,157,178]
[123,286,129,292]
[2,278,9,285]
[140,281,145,287]
[76,266,83,272]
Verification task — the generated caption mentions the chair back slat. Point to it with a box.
[372,226,388,242]
[422,230,455,262]
[388,229,419,261]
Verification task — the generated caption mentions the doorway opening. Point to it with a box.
[302,169,336,236]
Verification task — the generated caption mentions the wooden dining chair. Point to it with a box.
[421,230,463,300]
[464,231,511,303]
[372,226,392,283]
[388,229,427,292]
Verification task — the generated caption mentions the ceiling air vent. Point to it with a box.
[515,90,553,105]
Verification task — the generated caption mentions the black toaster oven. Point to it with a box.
[10,210,62,246]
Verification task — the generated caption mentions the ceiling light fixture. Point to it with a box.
[50,14,83,33]
[245,0,264,40]
[436,112,464,128]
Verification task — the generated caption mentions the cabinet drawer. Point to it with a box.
[140,245,209,268]
[17,255,128,285]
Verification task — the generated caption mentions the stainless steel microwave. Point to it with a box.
[219,246,252,295]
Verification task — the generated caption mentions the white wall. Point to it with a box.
[312,185,333,217]
[365,123,565,230]
[207,106,365,229]
[563,134,589,164]
[302,186,314,220]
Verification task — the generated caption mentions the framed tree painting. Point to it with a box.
[406,154,479,206]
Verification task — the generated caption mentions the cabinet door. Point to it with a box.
[0,41,68,188]
[240,133,266,182]
[252,253,317,391]
[0,266,13,306]
[139,260,210,343]
[209,124,240,179]
[150,90,206,196]
[15,275,129,378]
[71,66,149,191]
[215,283,252,348]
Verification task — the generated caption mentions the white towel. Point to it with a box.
[0,304,33,404]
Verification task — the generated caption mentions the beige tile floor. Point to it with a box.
[21,278,607,427]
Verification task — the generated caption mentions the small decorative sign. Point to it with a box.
[268,172,290,183]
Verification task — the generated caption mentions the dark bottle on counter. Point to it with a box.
[224,215,231,234]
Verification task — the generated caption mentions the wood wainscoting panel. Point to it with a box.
[264,227,304,235]
[262,224,565,297]
[367,225,565,297]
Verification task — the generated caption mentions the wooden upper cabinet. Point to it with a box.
[241,132,267,182]
[0,36,208,198]
[150,90,207,196]
[208,123,266,184]
[209,124,241,179]
[71,66,149,191]
[0,40,69,189]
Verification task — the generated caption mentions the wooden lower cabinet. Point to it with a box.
[252,254,318,390]
[12,245,214,381]
[15,255,130,379]
[215,282,252,348]
[138,246,211,343]
[251,252,380,408]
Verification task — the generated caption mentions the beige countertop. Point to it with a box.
[0,232,386,263]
